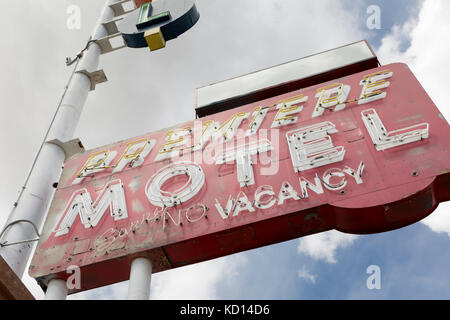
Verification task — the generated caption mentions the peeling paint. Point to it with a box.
[396,114,424,123]
[129,175,143,192]
[132,199,145,213]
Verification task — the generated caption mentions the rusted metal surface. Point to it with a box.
[29,63,450,293]
[0,256,34,300]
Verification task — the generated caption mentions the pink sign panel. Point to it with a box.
[30,63,450,293]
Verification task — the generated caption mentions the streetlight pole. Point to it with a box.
[0,0,120,299]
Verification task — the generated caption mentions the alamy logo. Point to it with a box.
[67,5,81,30]
[366,265,381,290]
[366,5,381,30]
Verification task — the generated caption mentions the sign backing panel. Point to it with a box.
[30,63,450,293]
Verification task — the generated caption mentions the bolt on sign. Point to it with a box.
[30,63,450,293]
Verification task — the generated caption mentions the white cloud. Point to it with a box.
[297,230,358,264]
[377,22,416,65]
[297,266,317,284]
[421,203,450,237]
[378,0,450,120]
[151,254,247,300]
[376,0,450,236]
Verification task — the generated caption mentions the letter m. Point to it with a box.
[53,179,128,237]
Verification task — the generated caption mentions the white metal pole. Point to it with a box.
[45,279,68,300]
[0,0,118,281]
[127,257,152,300]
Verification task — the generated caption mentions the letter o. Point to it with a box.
[145,161,205,208]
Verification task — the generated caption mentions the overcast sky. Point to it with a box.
[1,0,450,300]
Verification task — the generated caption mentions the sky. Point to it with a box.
[0,0,450,300]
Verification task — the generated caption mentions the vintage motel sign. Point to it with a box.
[30,62,450,293]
